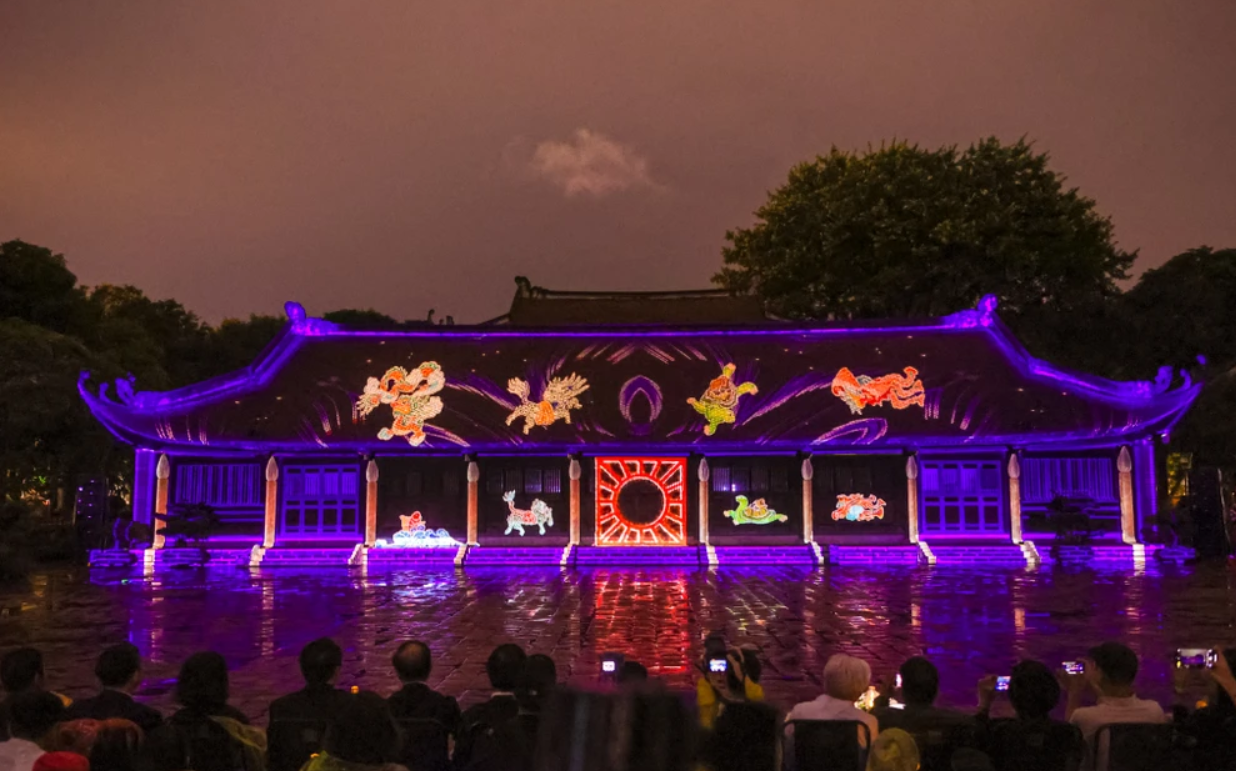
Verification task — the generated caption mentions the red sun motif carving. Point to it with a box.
[595,457,687,546]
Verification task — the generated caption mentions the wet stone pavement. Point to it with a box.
[1,562,1234,723]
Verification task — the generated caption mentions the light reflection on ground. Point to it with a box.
[1,563,1233,721]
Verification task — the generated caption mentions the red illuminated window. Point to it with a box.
[595,457,687,546]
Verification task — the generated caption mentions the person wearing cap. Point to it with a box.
[1064,642,1166,769]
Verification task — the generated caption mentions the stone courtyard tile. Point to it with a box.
[2,562,1235,718]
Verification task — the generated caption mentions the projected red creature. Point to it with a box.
[595,457,687,546]
[830,366,925,415]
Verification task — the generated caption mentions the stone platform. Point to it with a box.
[89,541,1183,570]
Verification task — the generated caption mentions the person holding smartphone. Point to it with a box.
[1064,642,1167,770]
[695,634,764,729]
[1175,647,1236,769]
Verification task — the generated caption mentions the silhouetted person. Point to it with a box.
[64,644,163,734]
[467,654,559,771]
[1065,642,1165,770]
[147,652,263,771]
[1177,647,1236,770]
[386,641,461,731]
[976,660,1081,771]
[302,692,405,771]
[453,644,526,770]
[617,662,648,687]
[0,691,65,771]
[874,656,972,733]
[1,649,68,743]
[269,638,351,724]
[386,641,459,771]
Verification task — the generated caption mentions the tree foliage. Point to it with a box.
[0,241,285,510]
[714,139,1134,353]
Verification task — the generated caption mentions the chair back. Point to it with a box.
[180,717,248,771]
[987,719,1083,771]
[907,720,975,771]
[784,719,870,771]
[395,718,451,771]
[1094,723,1181,771]
[267,719,327,771]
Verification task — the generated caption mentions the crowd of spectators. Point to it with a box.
[1,637,1234,771]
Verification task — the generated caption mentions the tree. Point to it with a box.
[87,284,209,387]
[0,240,90,333]
[714,139,1134,355]
[0,319,120,504]
[199,314,286,375]
[322,308,437,330]
[1115,248,1236,488]
[322,308,402,330]
[1115,248,1236,377]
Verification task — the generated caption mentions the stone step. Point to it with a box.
[575,546,703,566]
[259,548,355,566]
[827,545,921,565]
[928,544,1029,565]
[711,546,816,566]
[465,547,569,566]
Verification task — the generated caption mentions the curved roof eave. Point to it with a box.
[78,296,1202,428]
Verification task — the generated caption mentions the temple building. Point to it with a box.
[80,280,1200,568]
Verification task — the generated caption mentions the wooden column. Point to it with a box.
[801,456,814,543]
[1118,445,1136,544]
[906,455,920,545]
[263,456,279,549]
[153,454,170,549]
[698,458,710,546]
[1008,452,1023,544]
[568,457,581,546]
[364,458,379,547]
[466,459,480,546]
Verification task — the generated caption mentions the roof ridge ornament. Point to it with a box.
[942,294,999,329]
[284,301,340,336]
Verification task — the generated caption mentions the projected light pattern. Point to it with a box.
[831,493,887,522]
[596,457,687,546]
[356,363,446,446]
[724,496,788,526]
[505,373,589,434]
[619,376,663,435]
[687,363,757,436]
[831,367,925,415]
[375,511,460,548]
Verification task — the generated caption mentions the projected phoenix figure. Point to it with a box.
[595,457,687,546]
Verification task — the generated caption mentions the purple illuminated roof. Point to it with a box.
[79,296,1199,454]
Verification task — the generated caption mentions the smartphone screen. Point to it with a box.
[1176,648,1214,669]
[895,673,902,689]
[995,676,1011,692]
[1063,661,1084,676]
[709,658,728,673]
[602,660,617,673]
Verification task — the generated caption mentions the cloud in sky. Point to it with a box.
[528,129,660,198]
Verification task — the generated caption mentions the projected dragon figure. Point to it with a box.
[831,493,887,522]
[830,367,925,415]
[687,363,758,436]
[356,362,446,446]
[505,374,590,434]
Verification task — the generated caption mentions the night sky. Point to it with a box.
[3,1,1234,324]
